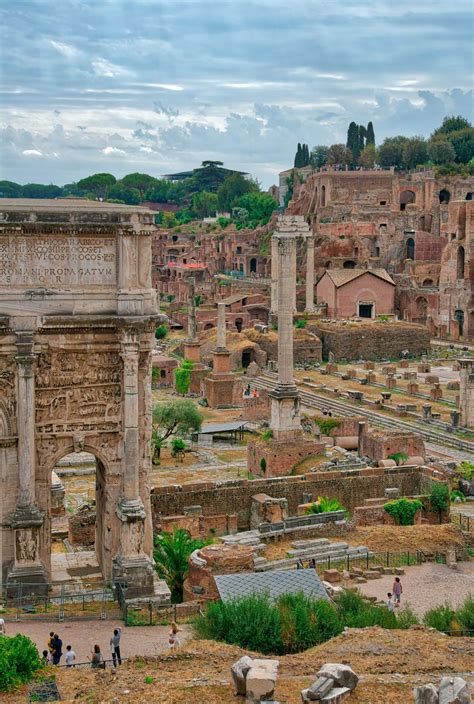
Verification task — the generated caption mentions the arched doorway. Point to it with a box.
[241,348,255,368]
[439,189,450,204]
[249,258,257,274]
[343,260,356,269]
[422,279,434,287]
[406,238,415,259]
[235,318,243,333]
[400,190,415,211]
[454,309,465,337]
[457,247,465,279]
[321,185,326,207]
[466,192,473,200]
[415,297,428,325]
[204,322,214,330]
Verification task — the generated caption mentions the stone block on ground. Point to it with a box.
[231,655,253,696]
[321,687,352,703]
[349,567,363,577]
[355,576,367,583]
[305,676,335,700]
[245,658,279,703]
[395,568,405,575]
[317,664,359,692]
[323,569,342,583]
[438,676,472,704]
[414,684,439,704]
[363,570,382,579]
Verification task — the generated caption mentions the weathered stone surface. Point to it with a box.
[306,676,335,700]
[320,687,352,703]
[316,664,359,691]
[245,658,279,703]
[414,684,439,704]
[231,655,253,696]
[323,569,342,583]
[438,676,472,704]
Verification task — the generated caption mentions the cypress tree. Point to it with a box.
[366,121,375,146]
[303,144,310,166]
[346,122,360,166]
[358,125,366,153]
[294,143,302,167]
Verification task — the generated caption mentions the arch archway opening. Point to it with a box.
[400,190,415,211]
[406,238,415,259]
[235,318,243,333]
[466,192,473,201]
[50,451,107,580]
[454,309,465,337]
[439,189,450,204]
[321,185,326,207]
[249,258,257,274]
[457,246,465,279]
[343,260,356,269]
[241,348,255,368]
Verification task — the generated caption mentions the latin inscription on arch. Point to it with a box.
[0,236,116,286]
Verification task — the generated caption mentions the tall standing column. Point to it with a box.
[120,329,142,506]
[216,302,227,350]
[276,235,297,389]
[270,235,279,315]
[7,332,47,593]
[291,242,297,311]
[305,237,315,313]
[459,359,474,429]
[187,277,197,341]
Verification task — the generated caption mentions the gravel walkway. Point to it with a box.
[5,620,193,665]
[357,561,474,616]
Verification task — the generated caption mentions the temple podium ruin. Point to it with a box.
[0,199,164,597]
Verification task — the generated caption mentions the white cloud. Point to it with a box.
[91,59,131,78]
[136,83,184,92]
[102,146,126,155]
[50,41,79,58]
[22,149,43,157]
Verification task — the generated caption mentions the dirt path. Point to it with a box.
[6,620,193,664]
[357,561,474,615]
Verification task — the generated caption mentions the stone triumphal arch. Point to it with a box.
[0,199,161,596]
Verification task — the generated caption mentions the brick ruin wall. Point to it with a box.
[312,322,430,361]
[151,466,435,531]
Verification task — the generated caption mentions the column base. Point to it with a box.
[9,504,44,529]
[116,498,146,522]
[112,554,158,599]
[6,563,48,597]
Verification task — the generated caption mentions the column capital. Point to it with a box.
[15,354,36,377]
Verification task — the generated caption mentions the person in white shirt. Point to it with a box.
[386,592,395,612]
[0,617,5,635]
[65,645,76,667]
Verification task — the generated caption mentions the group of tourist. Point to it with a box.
[243,385,259,398]
[387,577,403,611]
[41,627,122,668]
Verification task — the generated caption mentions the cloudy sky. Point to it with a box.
[0,0,472,188]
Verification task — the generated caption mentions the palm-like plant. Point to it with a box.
[153,528,208,603]
[306,496,345,515]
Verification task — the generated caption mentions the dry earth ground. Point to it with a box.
[2,628,473,703]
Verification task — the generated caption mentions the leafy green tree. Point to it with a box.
[432,115,472,138]
[377,136,409,169]
[155,324,168,340]
[0,180,22,197]
[152,399,203,445]
[428,138,456,165]
[294,142,302,167]
[310,145,329,168]
[153,528,208,602]
[383,498,423,525]
[192,191,219,218]
[217,173,258,211]
[237,192,277,225]
[358,124,366,153]
[327,144,352,167]
[358,144,376,168]
[429,483,450,523]
[402,137,428,169]
[171,437,187,461]
[121,173,159,200]
[193,161,228,192]
[366,121,375,146]
[346,122,360,165]
[449,128,474,163]
[0,635,40,692]
[175,359,193,395]
[107,182,141,205]
[303,143,310,166]
[76,172,116,200]
[161,211,178,227]
[21,183,63,198]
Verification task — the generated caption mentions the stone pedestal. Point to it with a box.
[386,375,396,389]
[113,500,156,598]
[459,359,474,429]
[204,306,237,408]
[430,384,442,401]
[7,506,48,595]
[184,340,201,363]
[407,382,419,395]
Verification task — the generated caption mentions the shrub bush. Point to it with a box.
[383,498,423,525]
[423,603,457,633]
[0,635,41,692]
[155,325,168,340]
[336,589,397,629]
[429,483,450,523]
[305,497,345,515]
[396,605,419,629]
[454,594,474,632]
[314,417,341,436]
[295,319,307,329]
[387,452,408,466]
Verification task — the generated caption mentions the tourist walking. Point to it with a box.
[392,577,403,606]
[89,644,104,669]
[47,631,54,654]
[41,650,50,666]
[386,593,395,612]
[51,634,63,665]
[65,644,76,668]
[168,622,181,650]
[110,627,122,666]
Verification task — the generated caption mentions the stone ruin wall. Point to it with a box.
[151,466,433,531]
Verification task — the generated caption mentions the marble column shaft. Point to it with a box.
[270,236,279,314]
[187,277,197,340]
[15,353,36,508]
[121,333,141,502]
[217,302,227,350]
[291,242,297,311]
[305,237,315,312]
[277,235,297,388]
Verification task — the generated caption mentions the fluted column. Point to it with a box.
[120,330,142,505]
[276,235,297,389]
[305,237,315,313]
[270,235,279,315]
[15,352,36,508]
